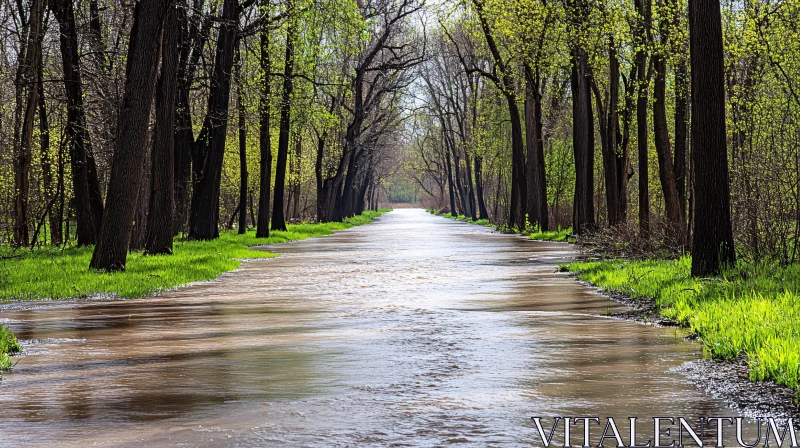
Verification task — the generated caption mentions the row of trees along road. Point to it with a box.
[2,0,798,276]
[0,0,424,270]
[407,0,800,276]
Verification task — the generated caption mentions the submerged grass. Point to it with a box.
[0,209,389,302]
[567,257,800,393]
[0,325,20,370]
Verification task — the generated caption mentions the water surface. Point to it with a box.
[0,209,746,446]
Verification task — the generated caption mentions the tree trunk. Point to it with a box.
[174,0,209,235]
[188,0,239,240]
[506,98,527,230]
[315,132,326,222]
[474,155,489,220]
[674,59,689,223]
[291,135,301,220]
[50,0,105,246]
[595,46,622,226]
[13,0,46,246]
[464,151,477,221]
[472,0,526,230]
[271,6,296,232]
[571,48,595,235]
[39,65,61,245]
[145,2,181,255]
[256,1,272,238]
[90,0,172,271]
[524,65,549,231]
[444,137,457,214]
[653,54,687,246]
[236,49,248,235]
[689,0,735,276]
[635,0,652,238]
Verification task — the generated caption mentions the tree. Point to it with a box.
[235,47,249,235]
[634,0,652,238]
[468,0,527,230]
[271,0,297,232]
[567,0,595,235]
[689,0,735,276]
[50,0,105,246]
[189,0,241,240]
[256,0,273,238]
[11,0,46,246]
[145,1,183,255]
[90,0,173,271]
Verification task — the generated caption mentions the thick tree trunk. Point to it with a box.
[256,8,273,238]
[689,0,735,276]
[188,0,239,240]
[145,2,181,255]
[315,133,326,222]
[595,47,622,226]
[173,0,209,235]
[506,98,527,230]
[571,48,595,235]
[129,168,149,251]
[524,65,549,231]
[50,0,105,246]
[271,8,296,232]
[653,55,687,246]
[90,0,172,271]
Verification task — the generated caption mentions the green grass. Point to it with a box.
[0,209,389,302]
[529,227,574,242]
[427,209,570,235]
[566,256,800,392]
[0,325,21,371]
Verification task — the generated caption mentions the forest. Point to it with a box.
[2,0,797,275]
[1,0,418,271]
[2,0,800,418]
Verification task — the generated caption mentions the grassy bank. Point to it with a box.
[427,209,574,242]
[0,209,388,302]
[568,257,800,393]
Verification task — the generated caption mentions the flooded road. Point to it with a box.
[0,209,747,446]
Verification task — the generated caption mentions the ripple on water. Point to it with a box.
[0,209,757,447]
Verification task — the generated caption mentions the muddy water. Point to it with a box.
[0,209,750,446]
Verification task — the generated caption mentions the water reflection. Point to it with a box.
[0,209,753,446]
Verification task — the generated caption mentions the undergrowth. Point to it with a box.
[427,209,572,240]
[567,257,800,393]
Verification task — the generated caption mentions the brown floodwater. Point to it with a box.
[0,209,755,446]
